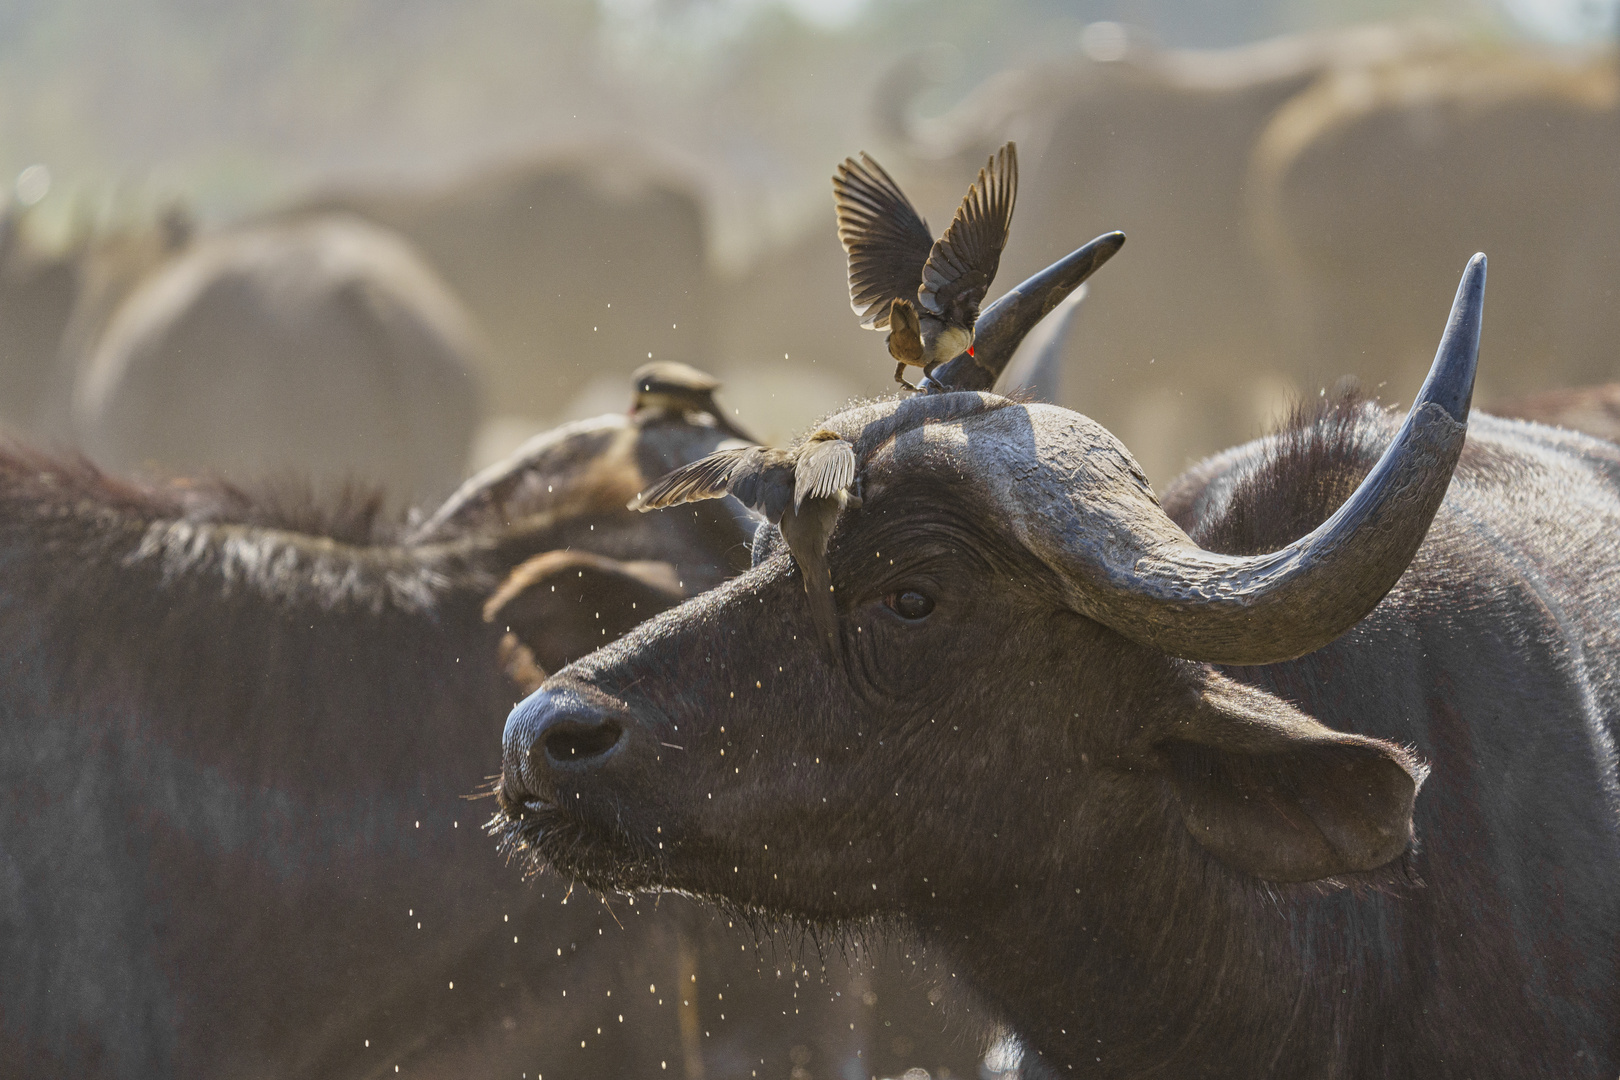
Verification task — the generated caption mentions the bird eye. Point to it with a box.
[885,590,934,621]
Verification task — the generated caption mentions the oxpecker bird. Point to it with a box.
[630,431,859,646]
[834,142,1018,388]
[630,360,755,442]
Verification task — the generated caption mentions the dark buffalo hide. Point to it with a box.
[498,391,1620,1078]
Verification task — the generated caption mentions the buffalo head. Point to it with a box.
[492,253,1484,1071]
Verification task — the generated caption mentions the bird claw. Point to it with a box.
[893,363,922,392]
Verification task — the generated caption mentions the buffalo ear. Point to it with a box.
[483,551,686,679]
[1158,674,1425,883]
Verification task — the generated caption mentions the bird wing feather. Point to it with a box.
[833,154,934,331]
[629,447,759,510]
[918,142,1018,329]
[794,438,856,508]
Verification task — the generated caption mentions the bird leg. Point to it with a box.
[893,362,921,391]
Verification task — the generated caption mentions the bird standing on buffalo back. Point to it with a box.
[629,431,858,647]
[834,142,1018,388]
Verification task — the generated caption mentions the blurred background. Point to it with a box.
[3,0,1619,499]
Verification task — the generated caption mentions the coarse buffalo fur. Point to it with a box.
[0,419,968,1078]
[498,390,1620,1078]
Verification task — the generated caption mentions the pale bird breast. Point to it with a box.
[925,323,974,364]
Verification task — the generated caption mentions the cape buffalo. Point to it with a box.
[498,252,1620,1076]
[1,378,971,1079]
[74,214,485,506]
[1250,42,1620,403]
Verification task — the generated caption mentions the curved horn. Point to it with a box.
[1020,253,1484,665]
[925,231,1125,393]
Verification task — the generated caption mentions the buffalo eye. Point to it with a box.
[885,590,934,621]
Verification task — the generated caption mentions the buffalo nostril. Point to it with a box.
[542,718,625,766]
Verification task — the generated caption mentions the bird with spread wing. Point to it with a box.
[629,431,859,647]
[834,142,1018,388]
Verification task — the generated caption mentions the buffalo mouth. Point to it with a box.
[489,782,666,893]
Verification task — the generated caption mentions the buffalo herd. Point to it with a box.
[4,21,1620,1080]
[10,28,1620,476]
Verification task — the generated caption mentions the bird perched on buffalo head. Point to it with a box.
[630,431,859,648]
[834,142,1017,388]
[630,360,755,442]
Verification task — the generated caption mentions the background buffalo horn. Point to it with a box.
[924,231,1126,393]
[1027,253,1485,666]
[996,283,1087,402]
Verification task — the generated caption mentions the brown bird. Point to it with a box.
[630,360,755,442]
[834,142,1018,388]
[630,431,859,646]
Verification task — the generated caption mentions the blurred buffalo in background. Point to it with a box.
[0,199,189,440]
[18,26,1620,491]
[1250,42,1620,405]
[283,145,716,429]
[1491,382,1620,443]
[74,214,486,506]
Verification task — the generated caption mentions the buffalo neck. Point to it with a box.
[913,794,1413,1079]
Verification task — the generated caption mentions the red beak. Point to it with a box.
[967,345,975,357]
